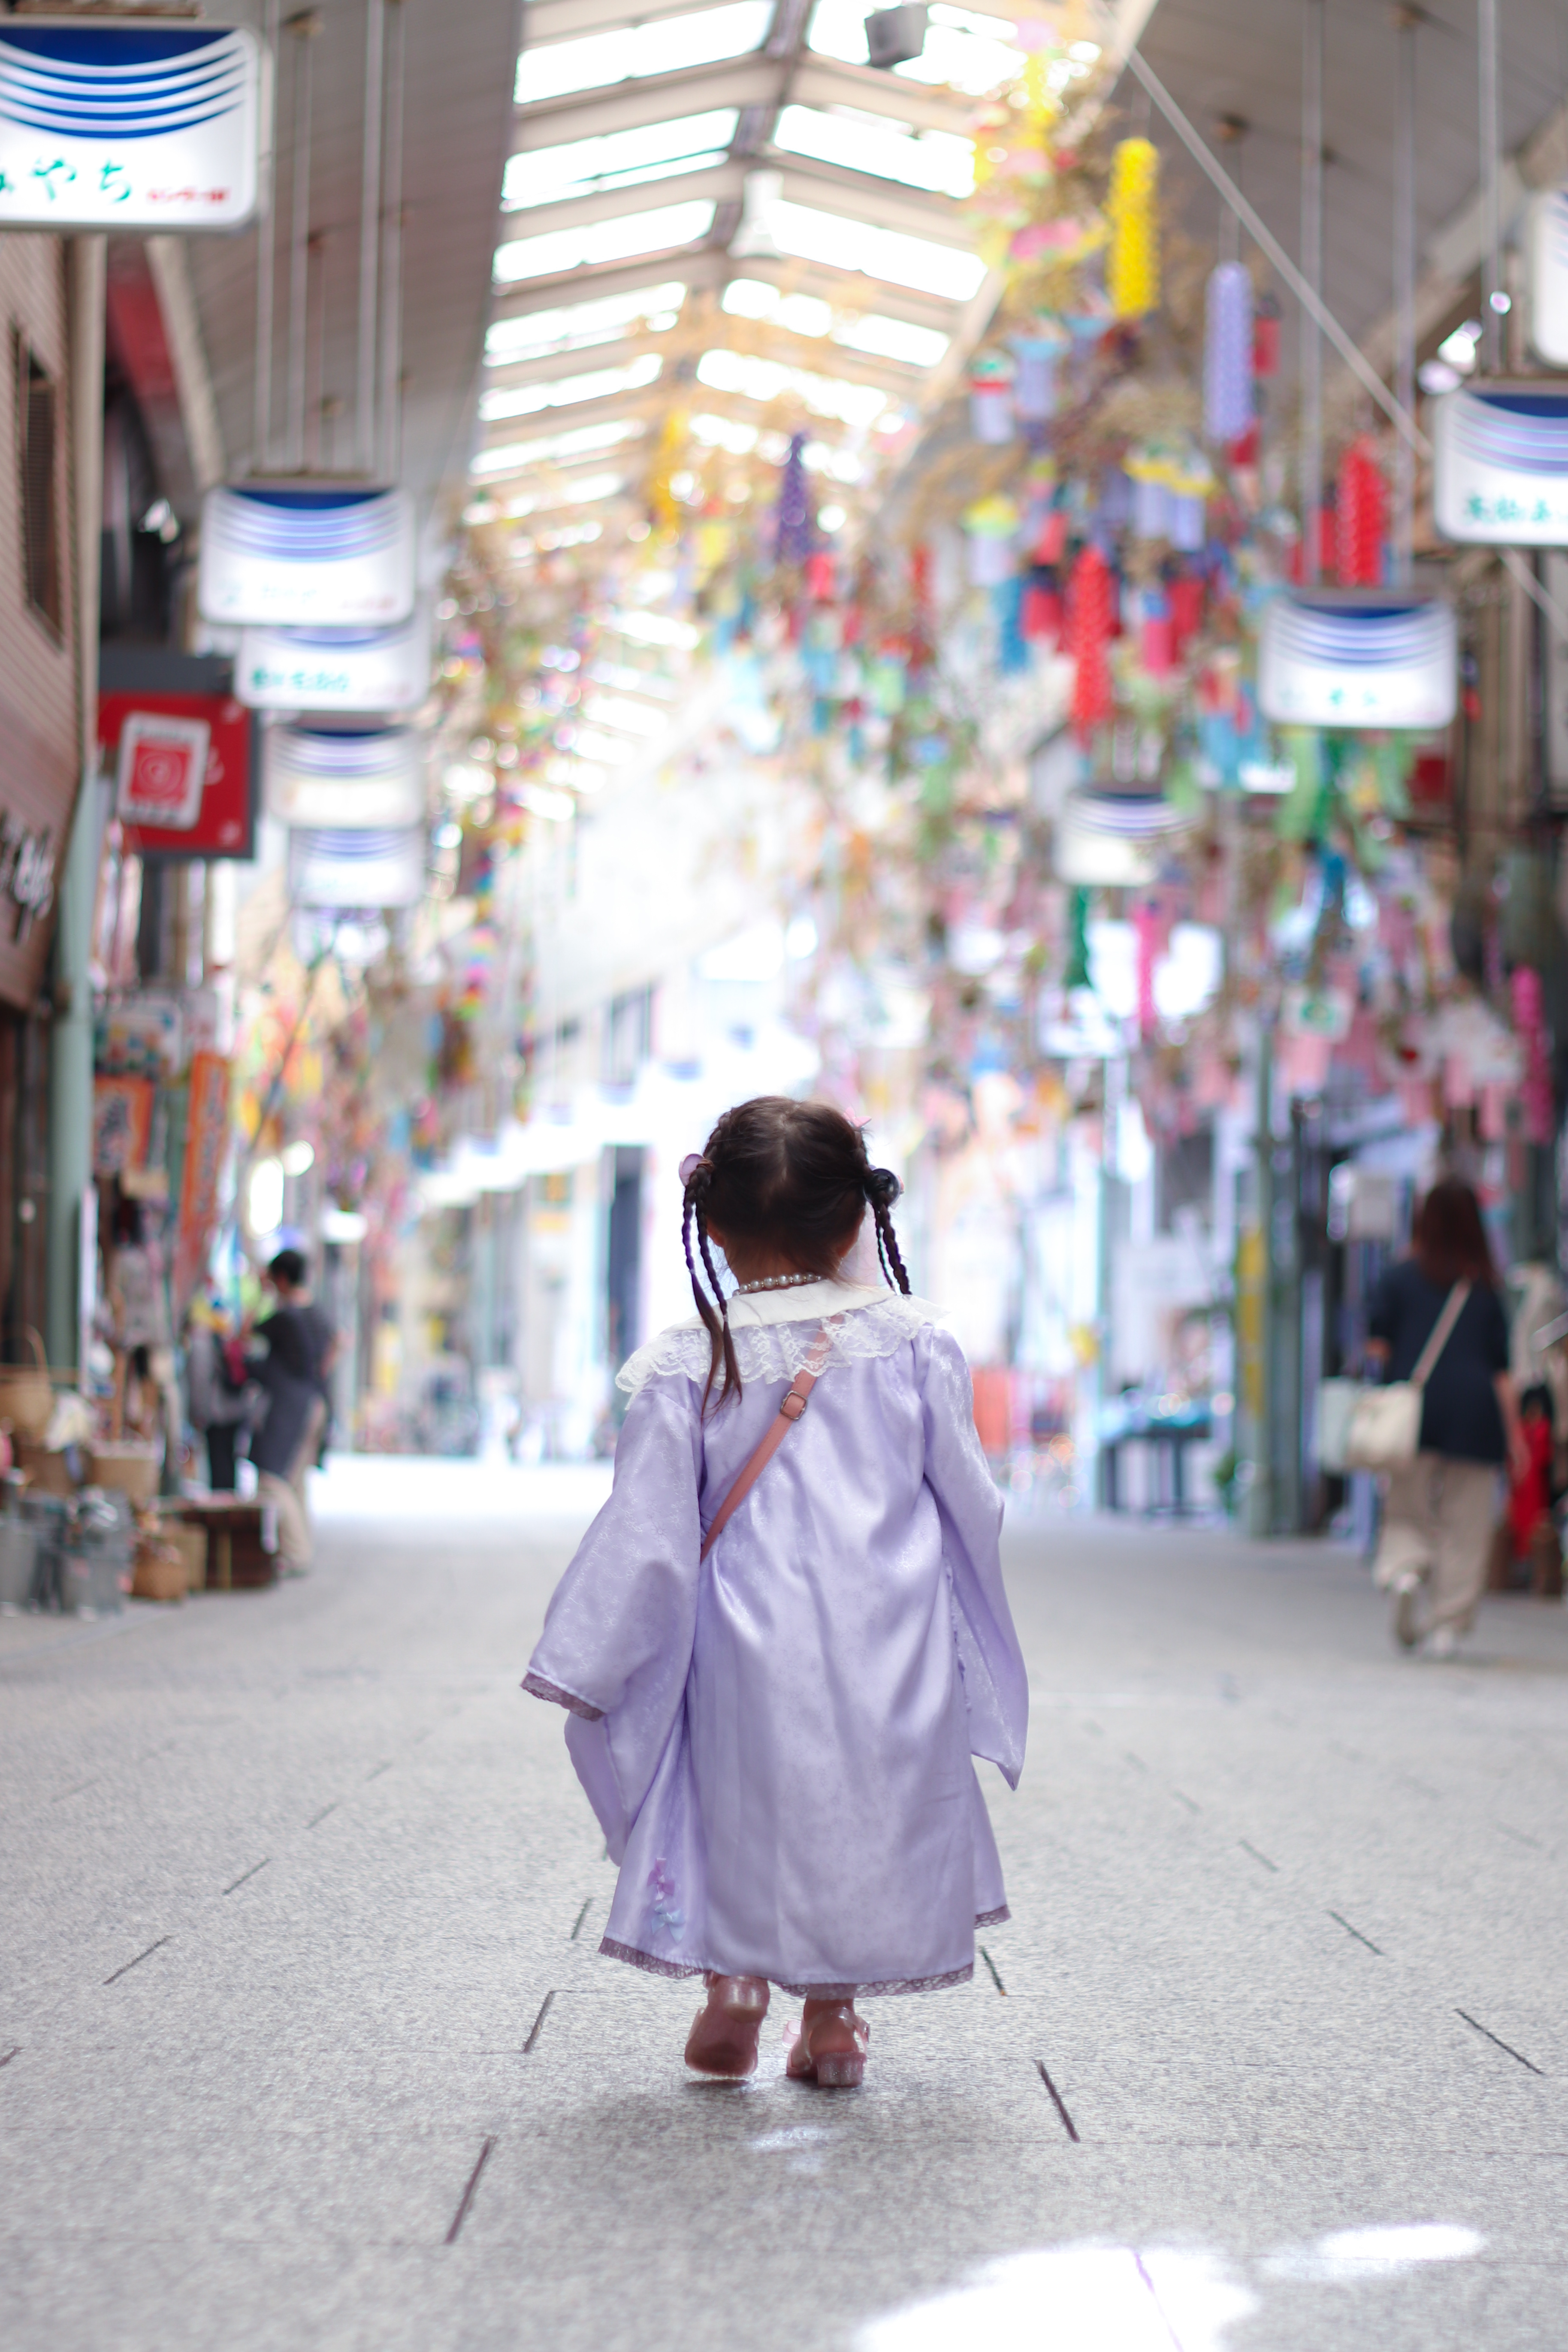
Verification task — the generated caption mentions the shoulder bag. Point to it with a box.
[1342,1280,1471,1473]
[700,1326,831,1560]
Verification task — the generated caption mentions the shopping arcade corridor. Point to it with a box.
[2,1465,1566,2351]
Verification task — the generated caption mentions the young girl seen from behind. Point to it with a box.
[523,1097,1027,2088]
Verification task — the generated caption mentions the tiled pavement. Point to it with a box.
[3,1457,1566,2351]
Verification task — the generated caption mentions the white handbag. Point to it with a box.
[1343,1281,1471,1473]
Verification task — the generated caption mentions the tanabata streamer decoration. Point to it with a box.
[1107,139,1159,320]
[1432,384,1568,544]
[775,432,813,564]
[1257,590,1457,729]
[1203,263,1254,444]
[965,495,1019,587]
[1336,437,1387,586]
[1011,332,1061,423]
[969,353,1015,443]
[1068,544,1115,738]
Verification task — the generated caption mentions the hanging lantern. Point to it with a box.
[1068,544,1115,738]
[969,352,1015,443]
[1257,589,1457,728]
[1203,261,1254,444]
[1432,382,1568,543]
[964,494,1018,586]
[1107,138,1160,320]
[1010,331,1063,422]
[1336,435,1387,585]
[774,431,813,563]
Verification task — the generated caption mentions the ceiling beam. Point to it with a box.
[481,318,928,399]
[765,156,973,245]
[510,49,973,152]
[488,247,730,321]
[474,379,890,467]
[710,250,960,330]
[496,160,744,245]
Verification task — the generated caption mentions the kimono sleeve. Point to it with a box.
[916,1323,1028,1789]
[523,1374,704,1856]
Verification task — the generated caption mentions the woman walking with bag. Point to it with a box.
[1366,1178,1526,1657]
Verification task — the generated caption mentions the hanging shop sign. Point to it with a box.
[236,610,432,714]
[265,725,425,830]
[172,1049,232,1314]
[286,825,425,910]
[1528,188,1568,369]
[1432,383,1568,544]
[0,19,268,232]
[91,1073,155,1180]
[1257,591,1457,730]
[98,685,256,859]
[198,486,417,627]
[1052,789,1188,889]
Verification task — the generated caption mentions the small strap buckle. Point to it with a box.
[779,1390,809,1421]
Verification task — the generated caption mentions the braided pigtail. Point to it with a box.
[865,1166,912,1296]
[680,1155,740,1411]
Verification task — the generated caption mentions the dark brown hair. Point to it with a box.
[682,1096,909,1409]
[1411,1176,1496,1289]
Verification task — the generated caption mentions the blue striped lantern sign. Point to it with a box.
[199,486,417,626]
[1257,590,1457,730]
[285,825,426,912]
[0,18,268,229]
[1053,787,1191,889]
[1432,383,1568,545]
[237,611,432,714]
[265,726,426,831]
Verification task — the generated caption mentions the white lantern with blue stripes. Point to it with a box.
[0,18,268,230]
[287,825,426,911]
[266,726,425,831]
[237,611,432,713]
[1432,382,1568,545]
[199,485,417,626]
[1258,590,1456,729]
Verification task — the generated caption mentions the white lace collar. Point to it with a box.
[616,1280,938,1397]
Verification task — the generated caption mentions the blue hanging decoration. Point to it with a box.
[775,431,813,563]
[993,577,1028,674]
[1203,261,1254,444]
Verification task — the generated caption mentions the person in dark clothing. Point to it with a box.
[184,1298,249,1491]
[248,1249,338,1572]
[1366,1177,1525,1657]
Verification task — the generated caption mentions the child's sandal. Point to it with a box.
[787,2001,870,2089]
[684,1973,770,2077]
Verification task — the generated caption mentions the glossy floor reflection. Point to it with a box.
[2,1462,1565,2350]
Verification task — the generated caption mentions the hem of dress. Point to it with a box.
[598,1907,1008,1996]
[520,1670,605,1723]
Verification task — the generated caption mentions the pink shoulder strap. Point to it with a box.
[699,1324,832,1561]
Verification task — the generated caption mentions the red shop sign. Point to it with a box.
[98,689,257,860]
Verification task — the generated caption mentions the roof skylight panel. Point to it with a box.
[470,418,645,469]
[773,104,975,198]
[503,109,739,210]
[761,196,986,300]
[485,284,686,366]
[805,0,1022,95]
[834,312,950,366]
[722,278,833,336]
[515,1,772,106]
[696,347,886,427]
[495,200,716,283]
[581,694,671,738]
[474,355,664,439]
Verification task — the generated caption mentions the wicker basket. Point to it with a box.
[0,1328,53,1441]
[132,1536,186,1602]
[87,1442,161,1505]
[160,1519,208,1593]
[15,1437,73,1496]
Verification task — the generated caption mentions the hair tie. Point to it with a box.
[680,1152,711,1189]
[865,1166,902,1210]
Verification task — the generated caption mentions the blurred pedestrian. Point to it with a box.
[183,1296,249,1492]
[246,1249,338,1573]
[1367,1177,1526,1658]
[523,1097,1026,2089]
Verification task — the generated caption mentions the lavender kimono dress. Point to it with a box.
[523,1280,1028,1996]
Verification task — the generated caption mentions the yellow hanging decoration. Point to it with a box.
[1106,136,1160,319]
